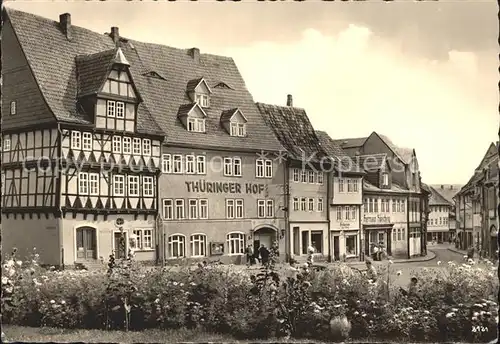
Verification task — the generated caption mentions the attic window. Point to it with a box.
[188,118,205,133]
[143,71,166,80]
[214,82,232,90]
[195,94,209,108]
[187,78,212,108]
[230,122,246,137]
[10,101,16,115]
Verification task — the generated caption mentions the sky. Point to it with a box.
[5,0,499,185]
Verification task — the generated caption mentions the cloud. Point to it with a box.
[225,24,496,184]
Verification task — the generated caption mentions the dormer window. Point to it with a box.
[177,103,208,134]
[195,93,210,108]
[230,122,246,137]
[188,118,205,133]
[187,78,212,109]
[382,173,389,186]
[220,108,248,137]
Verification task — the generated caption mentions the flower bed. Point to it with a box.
[2,248,499,342]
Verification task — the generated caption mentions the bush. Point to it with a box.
[2,248,498,342]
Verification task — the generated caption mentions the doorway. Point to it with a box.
[76,227,97,260]
[114,232,127,259]
[253,227,276,251]
[333,235,340,261]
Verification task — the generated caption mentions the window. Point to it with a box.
[301,169,307,183]
[162,154,172,173]
[189,199,198,219]
[142,139,151,156]
[300,197,307,211]
[116,101,125,118]
[396,200,401,212]
[230,122,246,137]
[224,158,233,176]
[317,172,324,185]
[311,231,323,254]
[293,197,299,211]
[191,234,207,257]
[401,229,405,241]
[168,235,185,258]
[336,206,342,220]
[382,173,389,186]
[187,118,205,133]
[351,207,357,220]
[107,100,116,117]
[71,131,81,150]
[385,199,390,212]
[112,136,122,153]
[143,176,154,196]
[227,232,245,255]
[186,155,196,174]
[397,228,402,241]
[308,198,314,212]
[82,132,92,151]
[10,101,16,115]
[133,138,141,155]
[256,159,264,177]
[163,199,173,219]
[368,198,374,213]
[175,199,185,219]
[345,206,350,220]
[347,179,353,192]
[226,199,235,219]
[401,200,405,212]
[197,156,206,174]
[345,235,357,256]
[353,179,359,192]
[113,175,125,196]
[308,170,314,183]
[195,93,210,107]
[89,173,99,195]
[3,139,10,152]
[236,199,244,218]
[78,172,88,195]
[257,200,266,218]
[264,160,273,178]
[132,229,153,250]
[339,179,344,192]
[128,176,139,196]
[173,155,183,174]
[364,198,369,213]
[392,199,396,212]
[199,199,208,219]
[234,157,242,176]
[317,198,324,212]
[381,199,386,213]
[374,198,379,212]
[393,229,397,242]
[293,169,299,182]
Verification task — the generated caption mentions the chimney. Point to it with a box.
[188,48,200,63]
[110,27,120,46]
[59,13,72,40]
[286,94,293,107]
[450,185,453,190]
[440,185,444,189]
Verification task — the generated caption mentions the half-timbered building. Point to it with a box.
[2,9,165,266]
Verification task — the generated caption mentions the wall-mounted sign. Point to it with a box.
[210,242,224,256]
[363,215,391,224]
[339,223,351,229]
[186,180,266,194]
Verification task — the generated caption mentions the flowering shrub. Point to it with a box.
[2,249,498,342]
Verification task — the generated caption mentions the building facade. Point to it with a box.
[1,10,165,266]
[427,187,453,243]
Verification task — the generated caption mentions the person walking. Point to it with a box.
[259,244,270,267]
[245,244,255,267]
[307,242,316,266]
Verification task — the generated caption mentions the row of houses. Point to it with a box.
[453,143,499,258]
[1,8,430,267]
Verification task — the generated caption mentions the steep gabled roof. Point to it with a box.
[176,103,207,118]
[315,130,363,174]
[377,133,411,164]
[5,8,283,151]
[220,108,247,123]
[356,153,388,173]
[186,77,212,94]
[256,103,324,161]
[75,49,117,97]
[332,137,367,149]
[429,185,463,204]
[428,186,453,206]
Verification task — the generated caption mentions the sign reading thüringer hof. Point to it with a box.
[185,180,266,194]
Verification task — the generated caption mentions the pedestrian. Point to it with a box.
[245,244,254,267]
[365,259,377,282]
[259,244,270,267]
[286,257,300,281]
[408,277,419,296]
[467,246,475,260]
[307,242,316,266]
[371,243,379,261]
